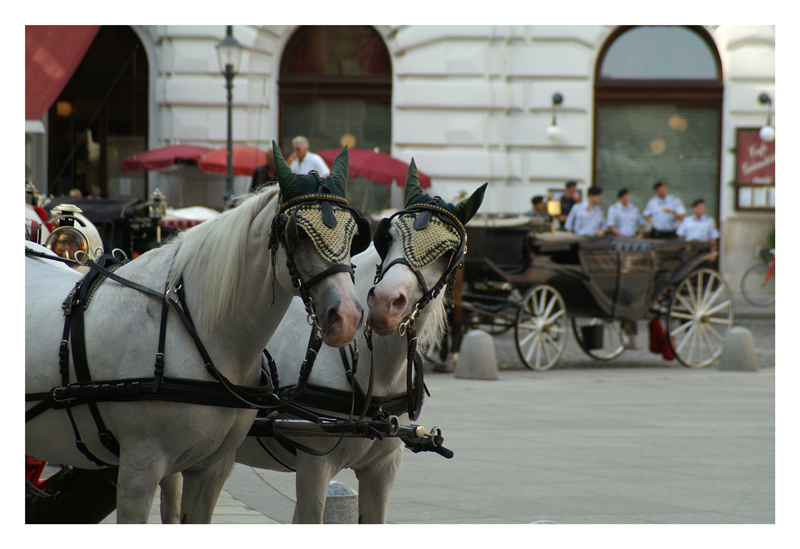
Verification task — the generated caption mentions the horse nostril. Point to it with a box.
[389,292,407,315]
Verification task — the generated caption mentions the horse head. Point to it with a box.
[271,141,370,347]
[367,160,487,335]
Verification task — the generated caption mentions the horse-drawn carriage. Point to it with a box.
[438,214,734,371]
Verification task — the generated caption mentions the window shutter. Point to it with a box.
[595,104,721,221]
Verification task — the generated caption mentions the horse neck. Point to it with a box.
[173,189,294,381]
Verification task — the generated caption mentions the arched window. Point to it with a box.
[48,26,149,200]
[279,26,392,214]
[593,26,723,222]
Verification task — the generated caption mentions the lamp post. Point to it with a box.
[216,25,243,203]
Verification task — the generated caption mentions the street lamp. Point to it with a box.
[216,25,243,203]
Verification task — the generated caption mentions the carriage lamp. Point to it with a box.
[216,25,243,203]
[546,93,563,141]
[758,93,775,143]
[546,196,561,232]
[46,205,88,260]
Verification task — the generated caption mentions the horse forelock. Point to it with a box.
[167,186,280,336]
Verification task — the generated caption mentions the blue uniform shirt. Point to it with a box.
[606,202,644,237]
[565,202,605,236]
[643,195,685,232]
[677,215,719,241]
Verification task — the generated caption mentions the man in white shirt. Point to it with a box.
[287,136,330,176]
[677,198,719,253]
[565,186,606,237]
[643,180,685,238]
[606,188,645,237]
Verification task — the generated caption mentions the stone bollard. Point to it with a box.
[717,326,758,372]
[322,481,358,524]
[454,329,498,380]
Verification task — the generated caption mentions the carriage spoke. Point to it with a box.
[545,309,566,325]
[701,281,723,311]
[687,326,699,364]
[707,316,732,326]
[543,332,560,352]
[676,323,697,353]
[700,325,716,358]
[704,300,732,317]
[670,311,695,321]
[705,323,725,342]
[670,319,694,337]
[675,292,695,314]
[696,271,704,310]
[542,294,558,320]
[519,328,536,347]
[539,334,550,365]
[531,290,541,316]
[685,280,699,310]
[550,326,566,334]
[701,273,716,309]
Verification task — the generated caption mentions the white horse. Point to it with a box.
[26,144,365,523]
[235,166,487,523]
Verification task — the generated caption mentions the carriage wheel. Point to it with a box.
[571,317,626,361]
[667,268,734,368]
[515,285,568,371]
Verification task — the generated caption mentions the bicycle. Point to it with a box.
[741,247,775,306]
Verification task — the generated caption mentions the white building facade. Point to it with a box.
[28,25,776,285]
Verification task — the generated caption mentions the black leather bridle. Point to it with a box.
[367,199,468,420]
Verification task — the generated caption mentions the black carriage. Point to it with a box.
[443,215,734,370]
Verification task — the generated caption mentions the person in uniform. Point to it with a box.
[565,186,606,237]
[557,181,580,229]
[677,198,719,253]
[606,188,645,237]
[643,179,685,238]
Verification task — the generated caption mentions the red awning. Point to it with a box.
[25,25,100,121]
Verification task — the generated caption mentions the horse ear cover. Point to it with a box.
[273,140,298,199]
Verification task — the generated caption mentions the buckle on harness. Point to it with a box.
[52,386,74,404]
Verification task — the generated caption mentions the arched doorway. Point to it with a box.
[48,26,149,200]
[279,26,392,213]
[593,26,723,222]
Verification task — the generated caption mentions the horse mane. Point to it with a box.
[166,186,281,336]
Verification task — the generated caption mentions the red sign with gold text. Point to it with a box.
[736,128,775,184]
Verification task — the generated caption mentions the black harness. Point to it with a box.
[25,189,371,467]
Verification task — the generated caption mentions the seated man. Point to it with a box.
[524,195,550,221]
[565,186,605,237]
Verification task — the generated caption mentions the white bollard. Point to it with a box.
[454,329,499,380]
[717,326,758,372]
[323,481,358,524]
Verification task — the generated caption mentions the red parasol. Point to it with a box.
[197,145,268,177]
[317,148,432,188]
[121,144,214,173]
